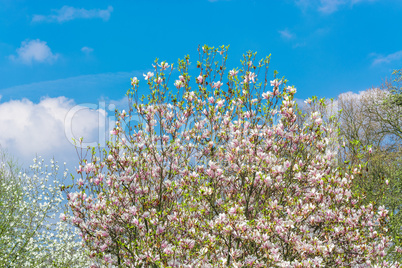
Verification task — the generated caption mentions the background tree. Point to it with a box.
[337,87,402,262]
[384,69,402,107]
[0,147,91,267]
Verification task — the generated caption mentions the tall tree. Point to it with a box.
[64,46,399,267]
[337,87,402,262]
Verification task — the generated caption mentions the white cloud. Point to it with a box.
[0,69,163,166]
[32,6,113,23]
[9,39,59,65]
[371,50,402,66]
[81,46,94,54]
[279,29,294,40]
[0,96,109,166]
[295,0,377,14]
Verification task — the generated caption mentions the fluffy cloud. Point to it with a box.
[0,97,110,166]
[32,6,113,23]
[9,39,59,65]
[371,50,402,66]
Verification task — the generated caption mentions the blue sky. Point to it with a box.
[0,0,401,168]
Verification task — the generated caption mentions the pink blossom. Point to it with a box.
[120,110,127,118]
[270,79,282,87]
[287,86,297,94]
[84,163,95,173]
[196,75,203,84]
[157,225,165,235]
[131,77,139,86]
[262,91,272,99]
[104,255,112,264]
[229,206,237,215]
[248,72,257,82]
[154,76,163,84]
[208,160,218,170]
[212,81,223,89]
[244,72,257,83]
[158,61,170,70]
[163,246,173,255]
[143,72,154,80]
[59,213,66,221]
[229,69,238,77]
[100,244,108,252]
[174,80,183,89]
[76,165,83,173]
[142,211,150,218]
[315,118,323,125]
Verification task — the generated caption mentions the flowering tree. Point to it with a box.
[64,45,400,267]
[0,148,91,267]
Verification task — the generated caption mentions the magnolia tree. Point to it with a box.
[0,149,91,267]
[64,45,400,267]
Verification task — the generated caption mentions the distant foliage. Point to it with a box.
[0,149,91,267]
[337,87,402,263]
